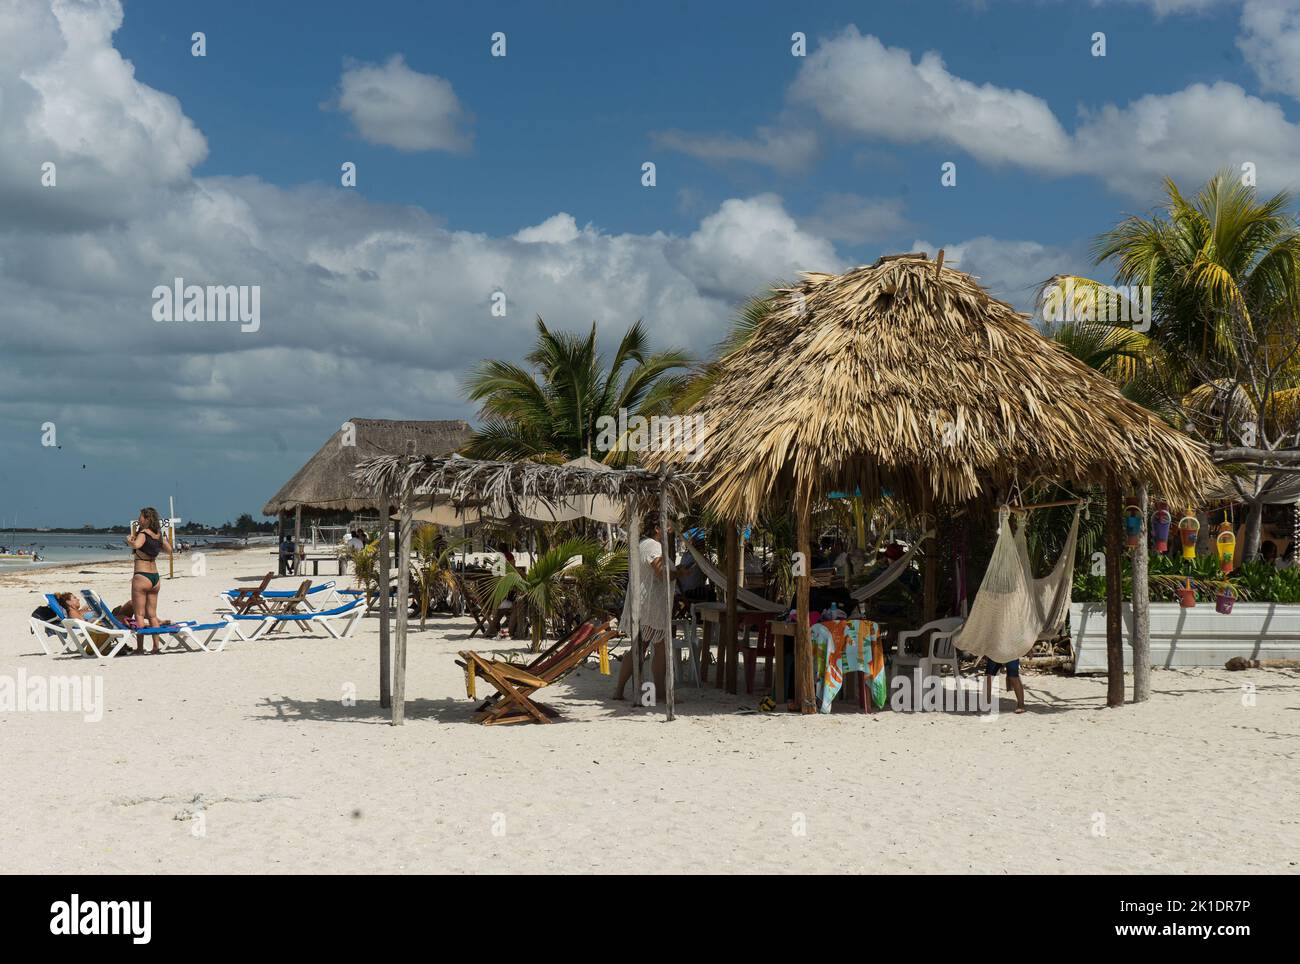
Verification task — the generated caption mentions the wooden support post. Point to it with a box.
[660,487,675,721]
[1105,476,1125,708]
[921,486,937,623]
[723,523,739,694]
[393,491,412,725]
[627,510,641,705]
[293,504,302,574]
[795,493,815,713]
[1132,483,1151,703]
[392,441,415,726]
[377,490,392,709]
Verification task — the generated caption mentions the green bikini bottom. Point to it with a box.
[135,571,160,588]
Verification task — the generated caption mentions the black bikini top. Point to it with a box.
[136,530,164,560]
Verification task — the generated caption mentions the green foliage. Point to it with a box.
[411,524,471,627]
[1070,549,1300,603]
[462,317,691,463]
[486,536,605,651]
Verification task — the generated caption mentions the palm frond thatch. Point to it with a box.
[651,254,1219,521]
[352,454,692,519]
[263,419,473,515]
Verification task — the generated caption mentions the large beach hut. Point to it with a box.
[263,418,472,559]
[650,253,1219,710]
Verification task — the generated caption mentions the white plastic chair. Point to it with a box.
[671,616,703,687]
[893,616,966,680]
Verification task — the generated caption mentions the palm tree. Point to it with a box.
[1041,171,1300,558]
[463,317,691,463]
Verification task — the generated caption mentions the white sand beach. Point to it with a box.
[2,548,1296,875]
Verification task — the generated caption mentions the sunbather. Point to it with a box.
[125,506,171,654]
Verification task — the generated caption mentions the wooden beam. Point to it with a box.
[723,523,739,694]
[1105,476,1125,708]
[392,441,415,726]
[377,489,391,709]
[795,493,815,714]
[660,487,675,721]
[1211,446,1300,464]
[293,504,302,573]
[627,510,641,705]
[1132,483,1151,703]
[921,486,937,623]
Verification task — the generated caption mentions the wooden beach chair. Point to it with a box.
[457,619,614,725]
[461,573,510,639]
[227,572,274,615]
[260,579,312,634]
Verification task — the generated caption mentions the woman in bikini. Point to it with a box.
[125,506,170,654]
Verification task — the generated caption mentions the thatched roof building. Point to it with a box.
[660,254,1217,520]
[263,419,473,515]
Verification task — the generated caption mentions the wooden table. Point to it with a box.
[770,618,883,712]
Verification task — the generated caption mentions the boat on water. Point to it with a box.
[0,550,42,562]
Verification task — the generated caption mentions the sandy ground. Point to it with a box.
[1,547,1296,875]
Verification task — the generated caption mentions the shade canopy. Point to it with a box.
[356,453,689,524]
[263,418,473,515]
[404,458,627,526]
[653,253,1218,520]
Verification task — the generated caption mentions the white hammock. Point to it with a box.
[686,543,787,613]
[952,507,1080,663]
[849,530,935,601]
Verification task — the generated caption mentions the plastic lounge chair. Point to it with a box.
[230,598,365,641]
[29,597,88,656]
[79,589,235,653]
[43,593,132,658]
[457,621,615,725]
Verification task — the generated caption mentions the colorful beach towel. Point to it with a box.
[812,619,884,713]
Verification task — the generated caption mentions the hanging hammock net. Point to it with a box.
[952,506,1080,663]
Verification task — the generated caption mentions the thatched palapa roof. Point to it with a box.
[263,419,473,515]
[353,454,692,520]
[656,254,1218,520]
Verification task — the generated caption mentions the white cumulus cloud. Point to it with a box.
[333,54,472,153]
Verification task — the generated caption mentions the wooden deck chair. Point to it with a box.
[458,620,614,725]
[461,573,510,639]
[262,579,312,634]
[227,572,274,615]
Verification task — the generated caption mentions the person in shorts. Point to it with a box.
[984,658,1026,714]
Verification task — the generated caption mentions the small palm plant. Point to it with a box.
[343,541,380,605]
[411,524,471,628]
[487,536,602,652]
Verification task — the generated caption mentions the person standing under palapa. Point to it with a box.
[614,513,674,703]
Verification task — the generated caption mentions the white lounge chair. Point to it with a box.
[29,595,84,655]
[39,593,133,658]
[229,598,365,641]
[80,589,235,654]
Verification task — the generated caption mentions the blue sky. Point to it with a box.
[116,0,1255,249]
[2,0,1296,526]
